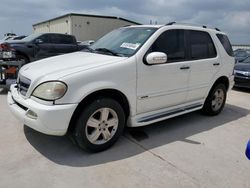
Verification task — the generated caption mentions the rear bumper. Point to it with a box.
[229,75,235,90]
[8,84,78,136]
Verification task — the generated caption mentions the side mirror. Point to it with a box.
[146,52,167,65]
[34,39,43,44]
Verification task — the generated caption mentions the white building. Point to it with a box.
[232,44,250,51]
[33,13,140,41]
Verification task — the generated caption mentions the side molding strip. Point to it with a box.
[138,103,203,123]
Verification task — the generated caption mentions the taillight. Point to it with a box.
[0,43,11,51]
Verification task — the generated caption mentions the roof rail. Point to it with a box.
[164,22,221,32]
[165,22,176,25]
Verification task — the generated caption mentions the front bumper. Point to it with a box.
[234,76,250,88]
[7,84,78,136]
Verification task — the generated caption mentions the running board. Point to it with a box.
[138,103,203,123]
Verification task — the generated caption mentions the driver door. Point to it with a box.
[137,29,190,114]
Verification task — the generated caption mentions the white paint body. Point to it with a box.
[8,25,235,136]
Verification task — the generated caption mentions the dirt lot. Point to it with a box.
[0,88,249,188]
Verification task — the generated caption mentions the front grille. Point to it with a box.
[17,75,31,96]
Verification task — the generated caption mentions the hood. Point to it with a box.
[19,52,126,81]
[234,63,250,71]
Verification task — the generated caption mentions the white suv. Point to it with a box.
[8,23,235,152]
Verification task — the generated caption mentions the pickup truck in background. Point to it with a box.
[0,33,87,87]
[0,33,85,63]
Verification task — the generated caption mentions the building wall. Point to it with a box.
[232,45,250,51]
[33,22,50,33]
[33,16,71,34]
[33,14,138,41]
[71,15,135,41]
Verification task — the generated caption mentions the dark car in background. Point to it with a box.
[234,56,250,88]
[234,49,249,63]
[0,33,85,63]
[11,35,27,40]
[0,33,88,87]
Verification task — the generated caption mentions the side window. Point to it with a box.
[37,34,50,43]
[216,34,233,56]
[151,30,186,62]
[50,35,75,44]
[189,30,217,59]
[63,36,75,44]
[50,34,62,44]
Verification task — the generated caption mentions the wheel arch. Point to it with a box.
[67,88,131,134]
[212,76,229,91]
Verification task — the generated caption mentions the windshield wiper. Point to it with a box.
[94,48,121,56]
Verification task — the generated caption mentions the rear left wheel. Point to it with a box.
[202,84,227,115]
[73,98,125,152]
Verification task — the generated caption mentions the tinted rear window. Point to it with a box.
[189,30,217,59]
[50,34,75,44]
[216,34,233,56]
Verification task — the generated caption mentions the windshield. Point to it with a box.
[21,33,43,42]
[88,27,157,57]
[242,56,250,63]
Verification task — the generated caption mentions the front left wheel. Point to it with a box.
[73,98,125,152]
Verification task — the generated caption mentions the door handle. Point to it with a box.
[213,63,220,66]
[180,66,190,70]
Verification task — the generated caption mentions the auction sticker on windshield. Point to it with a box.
[120,42,141,50]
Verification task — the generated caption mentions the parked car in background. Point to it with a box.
[11,35,27,40]
[8,24,235,152]
[234,56,250,88]
[77,40,95,50]
[0,33,86,63]
[78,40,95,46]
[0,33,17,43]
[234,49,249,62]
[0,33,89,88]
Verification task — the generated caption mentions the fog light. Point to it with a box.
[26,110,38,119]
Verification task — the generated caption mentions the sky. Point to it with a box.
[0,0,249,44]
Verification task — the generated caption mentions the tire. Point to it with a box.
[202,83,227,116]
[73,98,125,152]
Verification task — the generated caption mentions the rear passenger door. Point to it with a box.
[51,34,78,56]
[186,30,219,102]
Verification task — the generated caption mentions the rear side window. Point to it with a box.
[189,31,217,59]
[151,30,186,62]
[61,35,75,44]
[216,34,233,56]
[50,34,75,44]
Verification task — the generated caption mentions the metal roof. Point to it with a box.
[33,13,141,26]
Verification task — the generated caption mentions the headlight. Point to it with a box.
[32,81,67,101]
